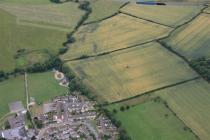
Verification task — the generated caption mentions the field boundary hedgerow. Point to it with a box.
[107,77,200,105]
[83,1,130,25]
[120,11,174,28]
[63,5,208,64]
[63,39,158,62]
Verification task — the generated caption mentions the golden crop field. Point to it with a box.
[154,79,210,140]
[163,13,210,60]
[67,42,197,102]
[0,2,85,31]
[62,13,172,60]
[120,3,203,27]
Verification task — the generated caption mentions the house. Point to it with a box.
[8,114,25,128]
[0,127,27,140]
[9,101,26,114]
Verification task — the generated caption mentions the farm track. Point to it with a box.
[24,73,37,131]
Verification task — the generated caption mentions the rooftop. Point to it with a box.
[9,101,25,113]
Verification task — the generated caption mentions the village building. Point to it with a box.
[9,101,26,114]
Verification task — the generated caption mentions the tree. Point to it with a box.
[34,118,43,129]
[120,106,125,112]
[58,47,68,54]
[126,105,130,110]
[113,109,118,114]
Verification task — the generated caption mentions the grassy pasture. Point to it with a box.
[62,13,172,60]
[154,79,210,140]
[107,101,197,140]
[67,42,197,102]
[85,0,126,23]
[0,76,25,119]
[120,3,203,27]
[16,50,52,68]
[0,9,67,71]
[0,2,85,31]
[28,72,68,104]
[163,13,210,60]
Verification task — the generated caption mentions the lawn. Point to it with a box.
[85,0,126,23]
[163,13,210,60]
[107,101,197,140]
[154,79,210,140]
[120,3,203,27]
[67,42,197,102]
[0,7,70,72]
[28,72,68,104]
[62,13,172,60]
[0,76,25,119]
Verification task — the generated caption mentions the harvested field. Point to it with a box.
[0,76,25,119]
[154,79,210,140]
[120,3,203,27]
[0,2,85,31]
[163,13,210,59]
[28,72,68,104]
[85,0,126,23]
[62,13,172,60]
[67,42,197,102]
[107,101,197,140]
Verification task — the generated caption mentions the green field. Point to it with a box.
[67,42,197,102]
[0,76,25,119]
[108,101,197,140]
[85,0,126,23]
[28,72,68,104]
[163,13,210,60]
[16,50,52,68]
[0,2,84,31]
[0,8,70,71]
[154,79,210,140]
[120,3,203,27]
[62,13,172,60]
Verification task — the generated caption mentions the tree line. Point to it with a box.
[190,57,210,82]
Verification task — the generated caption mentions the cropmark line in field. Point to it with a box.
[120,11,175,28]
[108,77,200,105]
